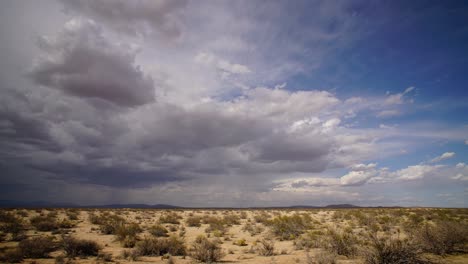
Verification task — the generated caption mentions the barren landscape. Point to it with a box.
[0,208,467,264]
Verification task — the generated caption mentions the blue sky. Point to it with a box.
[0,0,466,207]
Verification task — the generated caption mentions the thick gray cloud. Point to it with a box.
[60,0,188,39]
[29,19,155,107]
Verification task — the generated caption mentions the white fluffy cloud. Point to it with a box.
[430,152,455,163]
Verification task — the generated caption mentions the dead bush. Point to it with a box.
[257,239,275,256]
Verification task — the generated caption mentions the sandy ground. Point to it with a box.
[0,208,467,264]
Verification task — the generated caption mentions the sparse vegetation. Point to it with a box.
[0,208,466,264]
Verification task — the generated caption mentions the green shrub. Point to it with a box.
[268,214,311,240]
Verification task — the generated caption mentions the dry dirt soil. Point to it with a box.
[0,208,467,264]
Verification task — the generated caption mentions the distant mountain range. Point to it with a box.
[0,200,404,209]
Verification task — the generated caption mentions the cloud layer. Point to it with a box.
[0,0,467,207]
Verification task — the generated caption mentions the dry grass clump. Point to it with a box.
[62,236,101,257]
[413,221,468,255]
[19,236,57,258]
[257,238,275,256]
[134,236,186,256]
[190,235,225,263]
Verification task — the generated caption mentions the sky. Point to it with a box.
[0,0,467,207]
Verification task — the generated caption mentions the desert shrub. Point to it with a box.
[268,214,311,240]
[115,222,142,246]
[66,210,79,220]
[223,214,241,226]
[364,234,432,264]
[186,216,202,227]
[204,216,227,235]
[0,213,25,241]
[30,215,59,231]
[62,236,101,257]
[413,221,468,255]
[240,211,248,219]
[324,228,357,257]
[253,212,271,224]
[121,249,139,261]
[190,236,225,263]
[135,236,186,256]
[97,214,126,234]
[149,224,169,237]
[308,251,338,264]
[242,223,264,236]
[97,252,113,262]
[294,230,324,250]
[159,213,181,224]
[0,248,23,263]
[257,239,275,256]
[19,236,56,258]
[234,238,247,246]
[59,219,77,229]
[88,212,101,225]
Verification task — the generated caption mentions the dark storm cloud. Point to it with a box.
[60,0,188,39]
[29,19,155,107]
